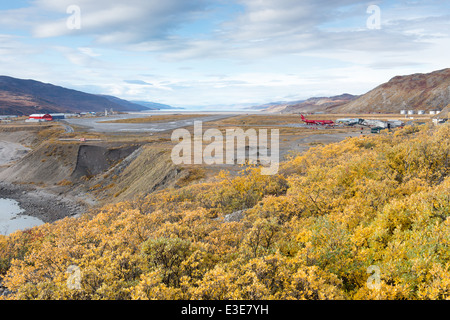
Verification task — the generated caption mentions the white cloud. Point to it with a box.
[143,0,447,64]
[0,0,449,107]
[53,46,105,68]
[29,0,213,43]
[0,34,51,79]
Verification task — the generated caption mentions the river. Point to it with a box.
[0,198,44,236]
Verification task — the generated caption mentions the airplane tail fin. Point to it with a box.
[300,114,305,120]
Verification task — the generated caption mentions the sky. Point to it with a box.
[0,0,449,109]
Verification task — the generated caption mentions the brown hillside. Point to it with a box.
[265,94,357,113]
[0,76,149,115]
[337,68,450,114]
[0,90,65,115]
[436,104,450,118]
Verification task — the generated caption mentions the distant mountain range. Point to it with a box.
[130,100,183,110]
[0,76,172,115]
[249,100,306,111]
[258,68,450,114]
[96,95,157,111]
[257,94,357,113]
[2,68,450,116]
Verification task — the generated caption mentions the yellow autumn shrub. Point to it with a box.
[0,124,448,300]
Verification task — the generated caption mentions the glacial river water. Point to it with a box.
[0,198,44,235]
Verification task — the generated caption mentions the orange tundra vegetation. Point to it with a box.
[0,124,449,300]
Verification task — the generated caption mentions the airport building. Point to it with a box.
[26,114,53,122]
[49,113,65,120]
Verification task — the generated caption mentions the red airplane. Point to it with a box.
[300,114,334,125]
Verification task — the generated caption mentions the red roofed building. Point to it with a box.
[28,114,53,121]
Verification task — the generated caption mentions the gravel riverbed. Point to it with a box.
[0,182,89,223]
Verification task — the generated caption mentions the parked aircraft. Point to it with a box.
[300,114,334,125]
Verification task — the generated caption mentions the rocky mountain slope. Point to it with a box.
[337,68,450,114]
[258,68,450,114]
[0,76,150,115]
[437,104,450,118]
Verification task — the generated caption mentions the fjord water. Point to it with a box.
[0,198,44,235]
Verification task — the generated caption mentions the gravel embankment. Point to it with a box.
[0,140,31,166]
